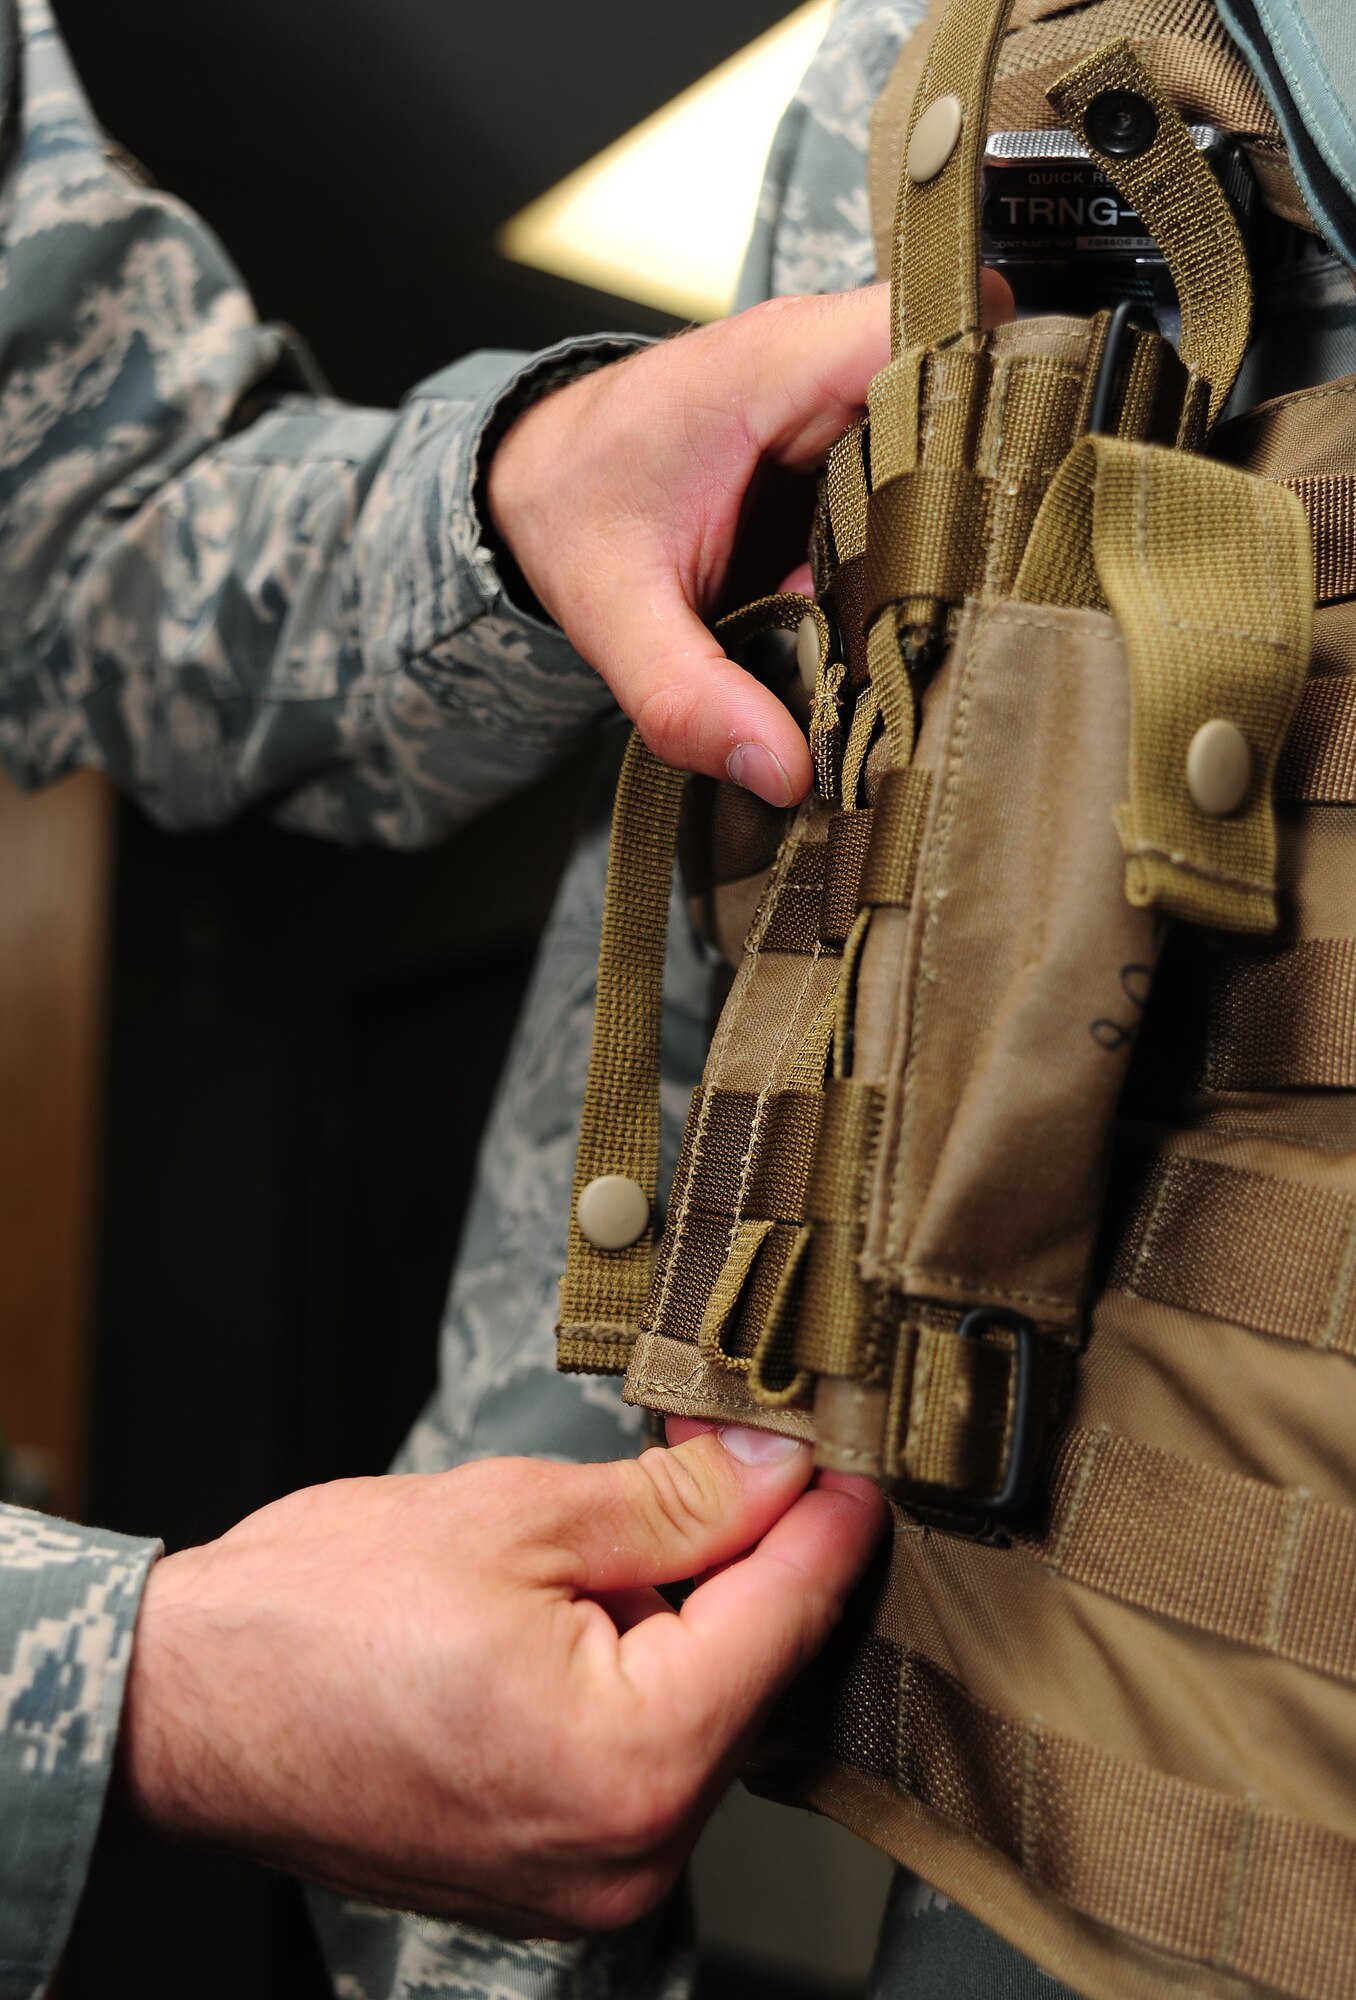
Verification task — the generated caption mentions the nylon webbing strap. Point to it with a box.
[891,1318,1023,1492]
[1206,939,1356,1089]
[821,811,875,944]
[808,1637,1356,2000]
[1047,40,1252,428]
[795,1080,885,1381]
[1014,435,1312,934]
[891,0,1012,355]
[760,839,836,955]
[1110,1150,1356,1356]
[860,768,932,907]
[1033,1425,1356,1687]
[1286,475,1356,607]
[1278,672,1356,802]
[558,732,684,1372]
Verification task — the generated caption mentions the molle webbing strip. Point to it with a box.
[1278,674,1356,802]
[795,1080,886,1381]
[826,424,870,565]
[821,812,875,944]
[1286,476,1356,608]
[890,1318,1029,1492]
[663,1087,823,1227]
[756,839,837,956]
[862,468,986,622]
[805,1637,1356,2000]
[1206,940,1356,1089]
[1109,1151,1356,1357]
[1047,41,1251,428]
[860,768,932,907]
[891,0,1012,355]
[558,732,683,1372]
[1035,1426,1356,1688]
[1015,436,1313,934]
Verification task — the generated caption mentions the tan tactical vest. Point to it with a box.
[558,2,1356,1992]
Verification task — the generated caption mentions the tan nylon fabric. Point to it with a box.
[760,1639,1356,2000]
[890,0,1012,354]
[1046,39,1252,427]
[1032,1424,1356,1687]
[1280,670,1356,800]
[1014,433,1313,932]
[858,599,1156,1326]
[557,731,683,1372]
[1109,1147,1356,1356]
[556,0,1356,1985]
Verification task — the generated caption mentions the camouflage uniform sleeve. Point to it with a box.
[0,0,634,848]
[0,1504,160,2000]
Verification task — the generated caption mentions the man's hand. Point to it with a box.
[487,275,1013,805]
[117,1428,886,1935]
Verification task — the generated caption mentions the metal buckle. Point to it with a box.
[1088,298,1159,436]
[946,1306,1039,1518]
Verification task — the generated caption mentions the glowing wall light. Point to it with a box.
[499,2,832,323]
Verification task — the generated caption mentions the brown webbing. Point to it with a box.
[1206,939,1356,1090]
[1047,40,1252,428]
[891,0,1013,355]
[1278,672,1356,801]
[1109,1150,1356,1358]
[1014,434,1313,934]
[759,838,836,955]
[1032,1425,1356,1689]
[1285,476,1356,609]
[558,732,684,1371]
[805,1637,1356,2000]
[820,811,875,945]
[859,768,932,906]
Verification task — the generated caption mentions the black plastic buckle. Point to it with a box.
[1088,297,1159,436]
[946,1306,1039,1518]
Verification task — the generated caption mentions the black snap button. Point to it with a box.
[1084,89,1159,159]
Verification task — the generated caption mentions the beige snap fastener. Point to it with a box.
[907,94,963,185]
[1187,718,1252,817]
[577,1174,649,1251]
[796,612,821,695]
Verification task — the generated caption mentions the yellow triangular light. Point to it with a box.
[499,2,832,324]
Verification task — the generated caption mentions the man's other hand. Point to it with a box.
[487,275,1013,805]
[116,1429,886,1935]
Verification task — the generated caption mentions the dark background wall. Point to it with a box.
[45,1,790,1992]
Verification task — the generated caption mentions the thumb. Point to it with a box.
[604,594,812,805]
[559,1427,815,1594]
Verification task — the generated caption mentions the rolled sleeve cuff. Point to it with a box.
[0,1506,160,2000]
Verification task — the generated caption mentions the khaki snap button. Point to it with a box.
[1187,719,1252,817]
[577,1174,649,1251]
[907,94,963,185]
[796,613,821,695]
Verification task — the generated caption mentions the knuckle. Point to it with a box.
[633,679,707,771]
[631,1444,719,1556]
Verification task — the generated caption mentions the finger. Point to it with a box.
[981,265,1017,329]
[733,270,1012,472]
[620,1476,889,1744]
[664,1416,718,1446]
[594,595,812,803]
[555,1425,815,1594]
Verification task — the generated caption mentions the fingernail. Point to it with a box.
[726,742,792,807]
[718,1424,805,1466]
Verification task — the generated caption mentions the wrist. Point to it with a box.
[114,1547,222,1841]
